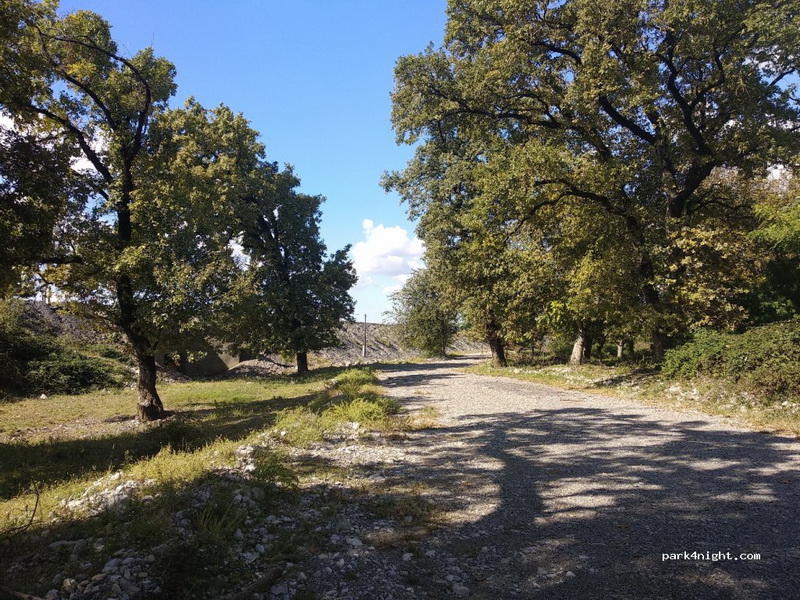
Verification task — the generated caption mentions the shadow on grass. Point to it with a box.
[0,444,445,600]
[0,366,368,500]
[0,394,325,500]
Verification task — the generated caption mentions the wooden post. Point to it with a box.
[362,313,367,358]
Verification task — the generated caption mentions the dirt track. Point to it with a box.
[377,356,800,599]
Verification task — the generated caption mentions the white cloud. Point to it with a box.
[352,219,424,279]
[381,273,412,296]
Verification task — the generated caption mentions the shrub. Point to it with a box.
[192,490,244,545]
[84,343,133,364]
[0,299,127,396]
[251,448,298,489]
[25,351,123,395]
[323,397,395,427]
[333,368,378,399]
[662,319,800,402]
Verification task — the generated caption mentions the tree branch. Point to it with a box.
[598,96,656,145]
[19,104,112,183]
[657,33,713,155]
[37,30,153,163]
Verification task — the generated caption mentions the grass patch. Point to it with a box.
[271,367,402,446]
[0,364,412,597]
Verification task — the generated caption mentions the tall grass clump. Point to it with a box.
[272,367,398,445]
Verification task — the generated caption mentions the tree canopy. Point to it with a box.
[388,268,459,357]
[0,3,356,414]
[233,164,356,374]
[388,0,800,362]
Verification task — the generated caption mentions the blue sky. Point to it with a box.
[58,0,448,321]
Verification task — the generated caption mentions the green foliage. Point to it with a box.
[662,320,800,401]
[388,269,459,357]
[754,171,800,253]
[192,489,245,545]
[24,352,122,395]
[0,1,78,294]
[0,7,274,416]
[387,0,800,360]
[251,448,298,490]
[273,406,326,445]
[0,300,125,396]
[272,368,397,445]
[333,367,379,397]
[232,165,356,371]
[323,397,398,425]
[0,128,84,295]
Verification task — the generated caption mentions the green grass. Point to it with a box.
[466,361,800,436]
[0,366,414,598]
[0,376,335,500]
[271,368,403,445]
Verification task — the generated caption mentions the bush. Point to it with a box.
[662,319,800,402]
[84,343,134,364]
[333,368,378,396]
[25,351,123,395]
[0,299,126,397]
[323,397,397,426]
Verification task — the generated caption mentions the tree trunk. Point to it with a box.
[136,353,164,421]
[296,351,309,375]
[624,338,634,356]
[488,335,507,367]
[570,330,586,364]
[651,330,668,362]
[583,333,594,360]
[616,341,624,359]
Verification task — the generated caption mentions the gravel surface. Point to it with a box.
[21,356,799,600]
[371,356,800,600]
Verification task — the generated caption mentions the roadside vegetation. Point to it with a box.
[387,0,800,387]
[467,320,800,436]
[0,367,430,598]
[0,300,130,399]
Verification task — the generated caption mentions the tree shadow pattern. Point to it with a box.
[369,358,800,599]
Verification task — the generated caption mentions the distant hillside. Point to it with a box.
[316,321,487,364]
[19,304,486,377]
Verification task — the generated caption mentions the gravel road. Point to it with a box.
[375,356,800,600]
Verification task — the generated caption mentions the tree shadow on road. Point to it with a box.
[374,359,800,600]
